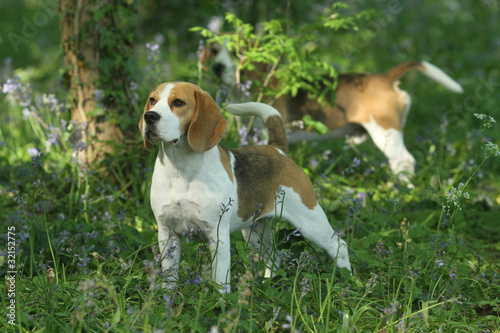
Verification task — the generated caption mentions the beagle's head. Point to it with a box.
[139,82,226,152]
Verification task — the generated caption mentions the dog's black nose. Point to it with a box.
[213,63,225,79]
[144,111,160,124]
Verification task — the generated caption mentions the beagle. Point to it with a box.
[139,82,351,293]
[203,41,463,178]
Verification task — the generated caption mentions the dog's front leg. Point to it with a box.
[158,223,181,290]
[207,226,232,293]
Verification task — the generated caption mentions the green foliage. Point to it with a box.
[192,5,375,106]
[89,1,138,133]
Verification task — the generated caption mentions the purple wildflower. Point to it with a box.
[449,267,457,279]
[47,126,60,147]
[239,126,249,146]
[27,148,39,157]
[434,259,444,268]
[342,157,361,178]
[309,157,319,168]
[314,173,327,195]
[299,277,311,296]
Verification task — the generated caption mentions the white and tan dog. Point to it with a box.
[139,82,351,293]
[204,41,463,178]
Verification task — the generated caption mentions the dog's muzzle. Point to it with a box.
[143,111,179,145]
[143,111,160,142]
[144,111,161,125]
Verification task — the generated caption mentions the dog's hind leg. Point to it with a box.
[361,115,415,181]
[360,82,415,182]
[279,187,352,271]
[241,221,281,278]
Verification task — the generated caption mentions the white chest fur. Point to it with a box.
[150,142,236,235]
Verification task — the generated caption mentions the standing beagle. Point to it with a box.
[203,41,463,178]
[139,82,351,293]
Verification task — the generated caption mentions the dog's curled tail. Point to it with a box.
[387,61,463,93]
[225,102,288,152]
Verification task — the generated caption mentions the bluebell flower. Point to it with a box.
[449,267,457,279]
[342,157,361,178]
[434,259,444,268]
[239,126,249,146]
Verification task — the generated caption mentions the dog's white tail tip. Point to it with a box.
[225,102,281,122]
[421,61,464,93]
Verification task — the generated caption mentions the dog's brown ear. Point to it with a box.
[187,89,226,152]
[139,98,153,151]
[200,45,209,71]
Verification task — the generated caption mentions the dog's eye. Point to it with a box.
[149,97,156,106]
[172,99,185,107]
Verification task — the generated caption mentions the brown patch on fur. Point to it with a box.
[230,145,316,221]
[266,115,288,153]
[218,145,234,183]
[204,40,451,137]
[207,57,423,134]
[346,76,407,131]
[187,85,227,152]
[203,38,416,133]
[287,71,410,132]
[166,83,197,134]
[386,61,424,83]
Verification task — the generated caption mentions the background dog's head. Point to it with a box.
[202,40,236,85]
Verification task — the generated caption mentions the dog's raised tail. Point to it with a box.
[387,61,463,93]
[225,102,288,152]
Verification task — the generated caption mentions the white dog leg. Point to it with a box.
[207,228,232,293]
[158,225,181,289]
[280,188,352,271]
[362,116,415,181]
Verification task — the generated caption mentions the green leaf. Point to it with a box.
[303,115,329,135]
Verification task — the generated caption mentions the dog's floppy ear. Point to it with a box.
[187,89,226,152]
[139,98,153,151]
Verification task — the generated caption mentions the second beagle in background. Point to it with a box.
[139,82,351,293]
[203,41,463,178]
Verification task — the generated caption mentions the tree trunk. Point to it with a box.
[59,0,129,165]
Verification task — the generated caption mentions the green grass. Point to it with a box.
[1,1,500,332]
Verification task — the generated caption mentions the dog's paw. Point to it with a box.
[161,281,178,291]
